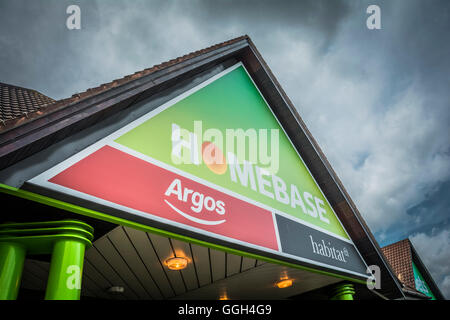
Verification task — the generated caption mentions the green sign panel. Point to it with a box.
[413,262,436,300]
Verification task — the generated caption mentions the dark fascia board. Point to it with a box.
[402,286,431,300]
[408,239,446,300]
[0,37,404,299]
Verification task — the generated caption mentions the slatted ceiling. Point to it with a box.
[83,247,135,300]
[17,226,342,299]
[108,227,163,300]
[83,258,115,296]
[170,238,199,291]
[87,246,138,300]
[83,287,99,299]
[22,261,41,286]
[210,249,226,282]
[85,244,137,300]
[21,269,43,291]
[95,236,153,299]
[20,259,101,299]
[256,260,266,267]
[174,262,341,300]
[81,269,109,299]
[30,258,50,274]
[81,227,307,300]
[147,232,186,296]
[27,259,49,286]
[241,256,257,272]
[226,253,241,277]
[123,227,175,299]
[80,274,100,298]
[21,259,47,291]
[190,243,212,287]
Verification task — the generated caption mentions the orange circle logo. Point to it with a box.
[202,141,227,175]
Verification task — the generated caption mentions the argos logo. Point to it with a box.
[164,178,226,225]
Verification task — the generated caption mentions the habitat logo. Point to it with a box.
[309,235,349,263]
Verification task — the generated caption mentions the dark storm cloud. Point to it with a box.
[0,0,101,98]
[187,0,350,39]
[0,0,351,99]
[376,181,450,247]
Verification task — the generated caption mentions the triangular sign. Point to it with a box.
[29,63,369,279]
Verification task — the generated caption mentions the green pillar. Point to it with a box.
[0,242,26,300]
[330,283,356,300]
[45,239,86,300]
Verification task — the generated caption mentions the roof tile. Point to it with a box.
[381,239,416,289]
[0,82,55,124]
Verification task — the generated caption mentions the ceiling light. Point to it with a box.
[219,292,229,300]
[165,257,188,270]
[107,286,125,294]
[276,279,293,289]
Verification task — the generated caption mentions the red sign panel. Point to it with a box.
[49,145,278,251]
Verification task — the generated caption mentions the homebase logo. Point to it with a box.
[309,235,348,263]
[171,121,280,174]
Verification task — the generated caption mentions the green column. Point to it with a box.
[0,242,26,300]
[45,239,86,300]
[330,283,356,300]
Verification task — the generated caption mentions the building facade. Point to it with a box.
[0,36,442,300]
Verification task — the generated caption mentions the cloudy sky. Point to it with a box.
[1,0,449,298]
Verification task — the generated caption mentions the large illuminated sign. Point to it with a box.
[28,63,368,278]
